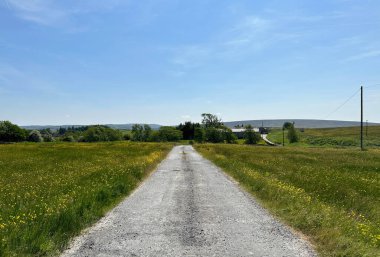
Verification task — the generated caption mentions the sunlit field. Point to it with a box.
[0,142,172,256]
[268,126,380,148]
[196,144,380,257]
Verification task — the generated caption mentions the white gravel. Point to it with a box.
[62,145,317,257]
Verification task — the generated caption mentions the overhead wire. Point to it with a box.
[324,88,361,119]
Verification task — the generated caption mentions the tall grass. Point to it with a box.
[0,142,172,256]
[268,126,380,147]
[196,144,380,257]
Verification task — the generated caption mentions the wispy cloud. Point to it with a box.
[3,0,126,27]
[344,50,380,62]
[169,15,282,69]
[0,62,68,97]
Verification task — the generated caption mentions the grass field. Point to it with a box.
[0,142,173,256]
[267,126,380,147]
[195,144,380,257]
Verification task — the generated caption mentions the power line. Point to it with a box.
[324,88,361,119]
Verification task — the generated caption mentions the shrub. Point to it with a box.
[205,127,224,143]
[41,130,54,142]
[131,124,152,142]
[287,125,299,143]
[177,122,201,140]
[83,126,122,142]
[223,128,237,144]
[62,135,75,142]
[194,127,205,143]
[123,133,131,141]
[0,121,28,142]
[244,125,261,144]
[28,130,43,142]
[155,127,182,142]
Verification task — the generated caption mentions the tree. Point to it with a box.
[283,122,293,130]
[131,124,152,142]
[155,126,182,142]
[205,127,224,143]
[194,127,205,143]
[28,130,43,142]
[62,135,75,142]
[287,125,299,143]
[223,127,237,144]
[177,122,200,140]
[143,124,152,141]
[0,121,28,142]
[83,126,122,142]
[244,125,261,144]
[131,124,144,141]
[201,113,223,128]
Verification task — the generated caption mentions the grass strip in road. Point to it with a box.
[0,142,173,256]
[195,144,380,257]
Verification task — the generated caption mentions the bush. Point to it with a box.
[131,124,152,142]
[0,121,28,142]
[28,130,43,142]
[244,125,261,144]
[62,135,75,142]
[223,128,237,144]
[155,127,182,142]
[205,127,224,143]
[83,126,122,142]
[41,130,54,142]
[123,133,131,141]
[287,125,299,143]
[194,127,205,143]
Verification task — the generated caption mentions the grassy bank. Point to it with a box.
[267,126,380,147]
[0,142,173,256]
[195,144,380,257]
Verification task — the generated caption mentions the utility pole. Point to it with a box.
[366,120,368,137]
[282,127,285,147]
[361,86,364,150]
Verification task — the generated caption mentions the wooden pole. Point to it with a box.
[361,86,364,150]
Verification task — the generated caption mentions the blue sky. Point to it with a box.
[0,0,379,125]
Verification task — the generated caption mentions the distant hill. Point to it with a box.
[224,119,380,129]
[21,124,162,131]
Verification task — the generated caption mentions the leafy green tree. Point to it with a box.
[223,127,237,144]
[83,126,122,142]
[40,129,54,142]
[177,122,201,140]
[201,113,223,128]
[205,127,224,143]
[156,126,182,142]
[62,135,75,142]
[283,122,293,130]
[28,130,43,142]
[194,127,205,143]
[131,124,152,142]
[244,125,261,144]
[287,125,299,143]
[143,124,152,141]
[0,121,28,142]
[131,124,144,141]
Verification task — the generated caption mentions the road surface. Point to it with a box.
[62,145,316,257]
[261,134,277,146]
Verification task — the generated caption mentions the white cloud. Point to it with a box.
[4,0,127,27]
[344,50,380,62]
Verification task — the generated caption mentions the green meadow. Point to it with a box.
[196,144,380,257]
[268,126,380,147]
[0,142,172,256]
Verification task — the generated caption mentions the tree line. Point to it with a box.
[0,114,298,144]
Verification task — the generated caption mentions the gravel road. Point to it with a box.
[62,145,316,257]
